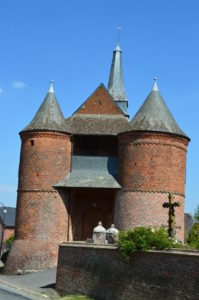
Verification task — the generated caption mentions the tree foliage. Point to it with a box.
[194,205,199,221]
[187,224,199,249]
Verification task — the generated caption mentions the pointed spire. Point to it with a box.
[108,28,127,103]
[49,80,54,93]
[130,78,188,138]
[22,81,68,133]
[115,26,122,51]
[152,76,158,91]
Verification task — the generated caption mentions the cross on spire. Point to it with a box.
[117,26,122,45]
[163,193,180,239]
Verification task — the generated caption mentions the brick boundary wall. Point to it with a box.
[56,243,199,300]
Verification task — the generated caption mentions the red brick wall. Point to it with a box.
[56,244,199,300]
[4,131,72,273]
[118,131,189,194]
[76,86,122,115]
[15,191,69,241]
[5,240,58,273]
[114,191,185,241]
[115,131,189,241]
[18,131,71,190]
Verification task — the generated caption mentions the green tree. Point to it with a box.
[194,205,199,221]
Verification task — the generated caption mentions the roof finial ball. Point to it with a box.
[152,76,158,91]
[49,80,54,93]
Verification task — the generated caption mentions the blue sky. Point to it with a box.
[0,1,198,214]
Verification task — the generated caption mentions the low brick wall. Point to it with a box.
[56,242,199,300]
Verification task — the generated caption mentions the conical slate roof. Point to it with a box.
[108,43,127,102]
[22,81,68,133]
[130,79,188,138]
[22,81,67,132]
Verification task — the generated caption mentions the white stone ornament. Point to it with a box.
[106,224,119,244]
[106,224,119,235]
[93,221,106,244]
[93,221,106,233]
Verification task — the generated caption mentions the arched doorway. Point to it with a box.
[81,205,105,240]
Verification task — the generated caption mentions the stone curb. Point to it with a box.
[0,277,50,299]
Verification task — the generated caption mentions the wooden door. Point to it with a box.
[81,207,104,240]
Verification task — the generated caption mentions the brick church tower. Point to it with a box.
[5,82,72,272]
[5,41,189,273]
[115,79,190,241]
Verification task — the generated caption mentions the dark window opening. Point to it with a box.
[31,140,34,146]
[73,135,118,156]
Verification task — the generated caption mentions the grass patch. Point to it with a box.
[54,295,93,300]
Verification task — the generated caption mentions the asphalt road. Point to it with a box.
[0,284,43,300]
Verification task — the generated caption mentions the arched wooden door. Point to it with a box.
[81,206,104,240]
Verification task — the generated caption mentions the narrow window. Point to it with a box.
[31,140,34,146]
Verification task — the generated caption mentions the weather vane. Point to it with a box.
[117,26,122,44]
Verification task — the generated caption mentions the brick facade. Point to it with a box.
[5,239,58,272]
[114,191,185,241]
[115,131,189,241]
[18,131,71,190]
[76,85,122,115]
[4,131,72,273]
[118,132,188,194]
[56,243,199,300]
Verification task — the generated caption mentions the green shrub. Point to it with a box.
[150,226,173,250]
[118,226,181,260]
[187,224,199,249]
[6,234,14,250]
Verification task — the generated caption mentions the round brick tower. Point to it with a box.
[115,79,190,241]
[5,82,72,273]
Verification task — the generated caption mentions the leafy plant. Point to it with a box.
[194,205,199,222]
[6,234,14,250]
[117,226,181,260]
[187,224,199,249]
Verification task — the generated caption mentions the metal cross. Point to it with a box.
[117,26,122,44]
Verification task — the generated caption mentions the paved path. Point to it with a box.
[0,268,58,298]
[0,283,44,300]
